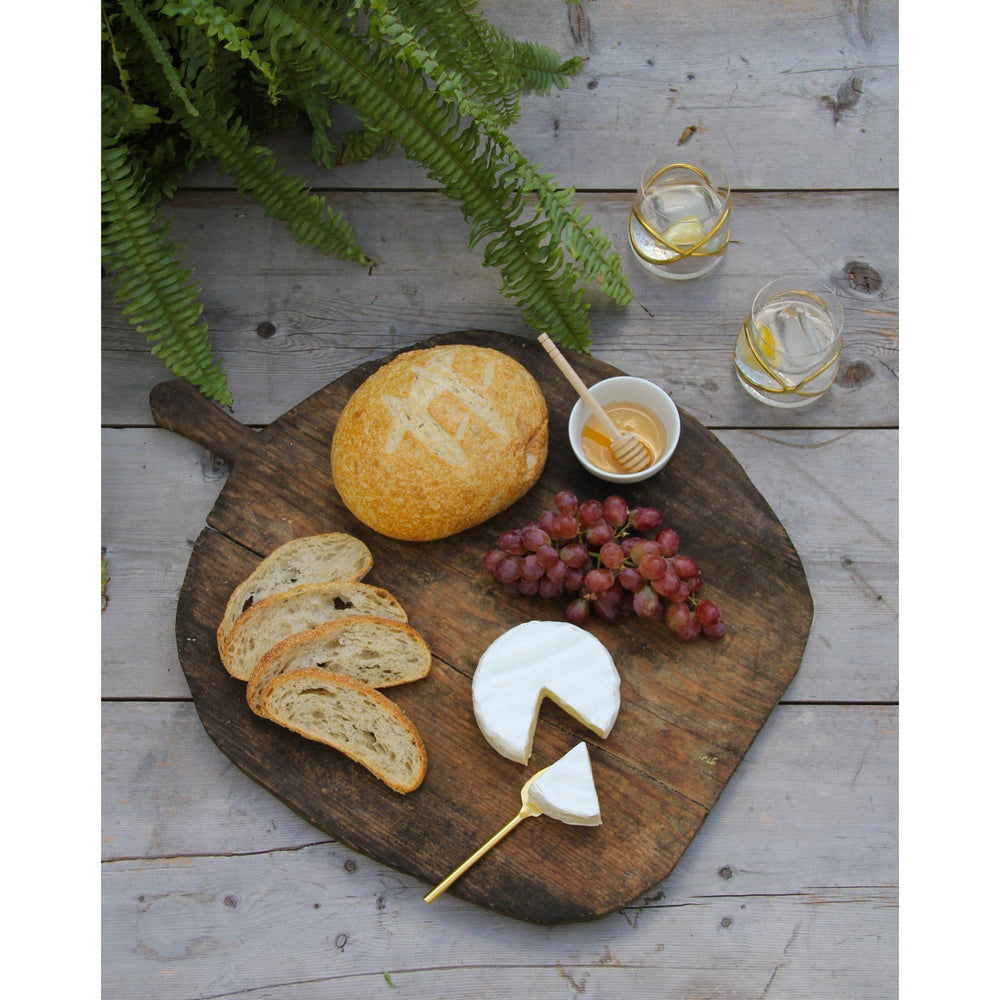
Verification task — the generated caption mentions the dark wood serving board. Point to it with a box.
[151,329,812,924]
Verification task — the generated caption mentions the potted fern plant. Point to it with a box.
[101,0,633,405]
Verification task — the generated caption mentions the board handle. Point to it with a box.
[149,380,258,464]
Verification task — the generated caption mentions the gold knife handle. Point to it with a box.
[423,802,540,904]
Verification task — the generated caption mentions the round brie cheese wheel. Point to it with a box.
[472,621,620,764]
[527,742,602,826]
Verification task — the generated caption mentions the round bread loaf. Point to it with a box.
[331,345,548,541]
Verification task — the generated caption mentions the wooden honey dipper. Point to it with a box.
[537,333,652,473]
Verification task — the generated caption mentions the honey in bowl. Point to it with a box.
[580,401,667,474]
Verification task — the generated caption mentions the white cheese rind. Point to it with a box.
[527,742,602,826]
[471,621,620,763]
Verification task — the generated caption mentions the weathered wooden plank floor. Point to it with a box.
[101,1,898,996]
[101,190,898,429]
[102,704,896,998]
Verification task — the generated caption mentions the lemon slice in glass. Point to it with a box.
[663,215,704,247]
[759,323,778,361]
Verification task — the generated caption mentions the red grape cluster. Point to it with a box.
[482,491,727,641]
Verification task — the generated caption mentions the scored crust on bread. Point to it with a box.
[330,344,548,541]
[221,581,407,681]
[245,615,432,717]
[260,669,428,794]
[217,533,373,657]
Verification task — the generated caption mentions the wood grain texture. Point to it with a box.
[180,0,898,192]
[101,701,897,998]
[102,700,899,889]
[101,190,899,429]
[151,330,812,922]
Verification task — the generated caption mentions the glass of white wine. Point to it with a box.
[734,277,844,408]
[628,154,731,280]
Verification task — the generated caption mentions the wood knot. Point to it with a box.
[344,859,357,873]
[836,361,874,388]
[719,865,734,880]
[567,1,590,47]
[822,74,864,124]
[256,321,277,339]
[842,260,883,295]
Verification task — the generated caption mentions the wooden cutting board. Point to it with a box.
[151,329,812,924]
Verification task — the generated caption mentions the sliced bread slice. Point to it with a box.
[221,581,407,681]
[217,533,374,658]
[246,615,432,717]
[260,669,427,794]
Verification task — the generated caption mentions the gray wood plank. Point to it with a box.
[101,190,898,429]
[101,703,896,999]
[102,869,895,998]
[102,701,897,887]
[103,870,896,999]
[182,0,898,192]
[101,430,229,697]
[101,426,896,701]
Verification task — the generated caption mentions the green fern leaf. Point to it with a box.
[102,0,631,383]
[250,0,596,349]
[160,0,280,100]
[392,2,582,101]
[368,0,519,125]
[504,39,584,95]
[125,4,370,265]
[360,1,514,129]
[339,124,394,164]
[181,97,371,264]
[120,0,200,117]
[101,130,232,405]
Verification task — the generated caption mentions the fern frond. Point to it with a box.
[249,0,596,349]
[178,27,250,124]
[123,4,370,265]
[101,130,232,405]
[101,0,630,389]
[359,0,515,129]
[160,0,280,100]
[102,3,138,108]
[102,83,163,137]
[345,3,627,311]
[517,167,633,306]
[339,124,394,164]
[358,4,630,307]
[376,0,520,124]
[504,39,584,95]
[120,0,200,117]
[181,97,372,264]
[393,1,582,102]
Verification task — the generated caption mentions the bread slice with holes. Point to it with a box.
[221,581,407,681]
[217,534,373,658]
[260,669,427,793]
[245,615,432,717]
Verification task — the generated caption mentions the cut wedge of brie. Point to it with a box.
[527,742,602,826]
[472,621,620,764]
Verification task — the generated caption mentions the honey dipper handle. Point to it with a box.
[536,334,622,442]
